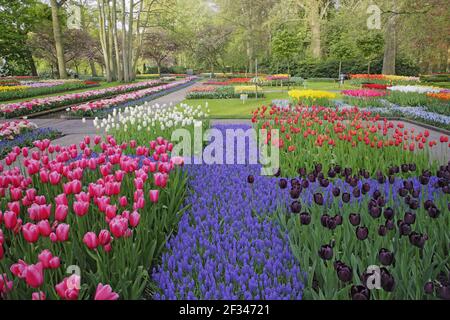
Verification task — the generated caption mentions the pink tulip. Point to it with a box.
[4,211,17,230]
[55,204,68,221]
[83,232,98,250]
[109,217,127,238]
[37,220,51,237]
[119,196,128,207]
[55,193,68,206]
[10,260,28,278]
[94,283,119,300]
[105,204,117,219]
[49,171,61,185]
[149,190,159,203]
[73,201,89,217]
[98,229,111,246]
[0,244,3,260]
[25,263,44,288]
[56,223,70,242]
[32,291,46,300]
[55,274,80,300]
[38,250,53,269]
[129,211,140,228]
[22,223,40,243]
[0,273,13,295]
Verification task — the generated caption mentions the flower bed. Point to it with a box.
[362,83,390,90]
[0,80,163,118]
[0,81,99,102]
[342,89,387,108]
[252,105,446,177]
[288,90,337,107]
[152,124,305,299]
[186,85,263,99]
[385,88,450,116]
[350,74,420,86]
[276,165,449,300]
[0,135,187,299]
[1,120,38,141]
[70,78,195,117]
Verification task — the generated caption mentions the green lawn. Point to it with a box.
[2,80,149,104]
[182,92,291,119]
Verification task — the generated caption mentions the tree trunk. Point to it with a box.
[89,60,98,77]
[121,0,129,82]
[309,0,321,59]
[127,0,134,81]
[98,0,112,82]
[27,49,38,77]
[50,0,67,79]
[112,0,123,81]
[382,0,398,75]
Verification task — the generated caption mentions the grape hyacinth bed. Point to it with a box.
[152,125,305,300]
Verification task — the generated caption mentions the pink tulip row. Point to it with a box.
[341,89,388,98]
[0,80,162,115]
[0,120,37,141]
[0,133,184,299]
[70,78,195,114]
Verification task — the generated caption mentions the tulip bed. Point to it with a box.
[0,80,163,118]
[0,80,98,102]
[0,135,188,300]
[288,90,337,107]
[342,89,387,108]
[69,78,196,117]
[385,90,450,116]
[186,85,264,99]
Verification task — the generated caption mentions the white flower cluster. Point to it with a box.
[93,102,210,133]
[388,85,442,94]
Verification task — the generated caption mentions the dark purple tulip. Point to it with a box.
[362,183,370,194]
[373,190,381,199]
[352,187,361,198]
[398,221,412,236]
[378,248,394,266]
[349,213,361,226]
[314,193,324,205]
[332,187,340,197]
[320,179,329,188]
[388,175,395,184]
[349,177,358,188]
[328,169,336,178]
[320,214,330,227]
[409,199,419,210]
[409,232,428,249]
[334,165,341,174]
[290,201,302,214]
[427,207,441,218]
[334,215,343,226]
[385,219,395,230]
[424,282,434,295]
[398,188,408,197]
[443,186,450,194]
[404,180,413,190]
[247,175,255,184]
[383,207,394,220]
[350,285,370,300]
[356,226,368,240]
[377,175,385,184]
[380,268,396,292]
[314,163,322,173]
[401,164,409,173]
[291,178,300,187]
[298,167,306,176]
[326,217,338,230]
[404,211,416,225]
[411,189,420,199]
[318,244,333,260]
[437,285,450,300]
[377,197,386,207]
[369,206,382,219]
[300,212,311,225]
[419,175,430,185]
[334,261,353,283]
[424,200,434,210]
[344,167,352,177]
[378,225,387,236]
[342,192,351,203]
[308,173,316,183]
[301,179,309,189]
[409,163,416,172]
[290,188,301,199]
[278,179,288,189]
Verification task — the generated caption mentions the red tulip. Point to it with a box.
[83,232,98,250]
[440,135,449,143]
[94,283,119,300]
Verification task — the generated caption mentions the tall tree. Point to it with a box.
[50,0,68,79]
